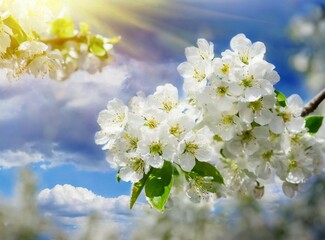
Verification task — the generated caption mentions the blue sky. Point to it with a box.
[0,0,321,232]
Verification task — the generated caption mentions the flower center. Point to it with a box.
[280,112,292,123]
[184,141,199,155]
[240,75,254,88]
[222,115,234,125]
[124,133,138,151]
[144,117,159,129]
[221,64,230,74]
[162,101,174,112]
[130,158,145,173]
[149,142,163,155]
[262,150,273,161]
[248,99,263,112]
[216,86,229,96]
[169,123,184,137]
[239,52,250,65]
[193,68,206,82]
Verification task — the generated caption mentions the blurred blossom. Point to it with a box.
[289,6,325,94]
[131,175,325,240]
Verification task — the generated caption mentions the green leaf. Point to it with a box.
[79,22,89,36]
[191,160,224,185]
[50,18,75,38]
[89,35,107,57]
[305,115,324,134]
[3,15,27,46]
[275,90,286,107]
[130,171,150,209]
[145,161,173,212]
[116,170,121,183]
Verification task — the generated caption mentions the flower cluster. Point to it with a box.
[96,34,324,210]
[0,0,118,81]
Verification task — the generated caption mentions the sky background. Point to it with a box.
[0,0,322,233]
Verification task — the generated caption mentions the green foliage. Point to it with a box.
[89,35,107,57]
[50,18,75,38]
[145,161,173,212]
[190,160,224,185]
[79,22,90,36]
[3,15,27,48]
[305,115,324,134]
[275,90,286,107]
[130,171,150,209]
[116,170,121,183]
[129,162,175,211]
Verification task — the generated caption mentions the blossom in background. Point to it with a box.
[0,0,118,81]
[290,6,325,94]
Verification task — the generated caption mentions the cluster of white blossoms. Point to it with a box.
[0,0,118,81]
[96,34,324,209]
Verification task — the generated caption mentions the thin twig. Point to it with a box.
[301,88,325,117]
[41,35,85,45]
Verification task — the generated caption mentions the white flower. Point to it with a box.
[147,83,179,113]
[226,126,269,156]
[95,99,128,149]
[207,107,242,141]
[27,50,63,78]
[238,95,276,125]
[269,94,305,134]
[164,109,196,140]
[175,127,215,172]
[178,60,212,95]
[118,152,150,183]
[199,81,239,112]
[233,62,279,102]
[18,41,48,58]
[227,33,266,65]
[137,128,176,168]
[185,38,214,63]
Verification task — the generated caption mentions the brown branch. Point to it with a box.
[41,35,86,46]
[301,88,325,117]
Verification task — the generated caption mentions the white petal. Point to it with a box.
[245,141,259,155]
[216,97,233,111]
[250,41,266,58]
[287,94,304,116]
[282,182,296,198]
[269,117,285,134]
[256,162,271,179]
[287,117,305,133]
[177,62,194,78]
[185,46,199,62]
[94,131,109,145]
[148,155,164,168]
[230,33,251,53]
[255,109,273,125]
[195,147,213,162]
[239,107,253,124]
[245,87,262,102]
[179,153,196,172]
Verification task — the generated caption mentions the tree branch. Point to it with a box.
[301,88,325,117]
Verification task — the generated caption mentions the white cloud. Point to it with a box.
[37,184,143,234]
[0,149,44,169]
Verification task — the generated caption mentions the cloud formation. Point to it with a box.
[37,184,143,235]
